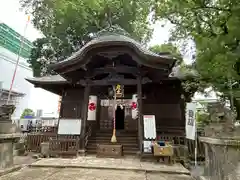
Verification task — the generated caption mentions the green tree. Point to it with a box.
[154,0,240,118]
[21,108,35,118]
[21,0,154,76]
[150,43,183,63]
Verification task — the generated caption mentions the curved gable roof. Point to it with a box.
[50,33,176,73]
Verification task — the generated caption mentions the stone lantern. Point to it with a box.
[0,105,21,168]
[199,103,240,180]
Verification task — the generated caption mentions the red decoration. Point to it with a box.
[88,102,96,111]
[131,102,137,109]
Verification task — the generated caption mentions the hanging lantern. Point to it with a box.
[131,94,138,119]
[87,95,97,121]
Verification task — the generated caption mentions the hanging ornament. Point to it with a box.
[88,102,96,111]
[119,104,123,110]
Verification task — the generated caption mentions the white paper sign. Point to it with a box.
[58,119,81,135]
[185,103,197,140]
[143,141,152,153]
[143,115,156,139]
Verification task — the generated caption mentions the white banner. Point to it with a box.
[87,95,97,121]
[143,115,156,140]
[185,103,197,140]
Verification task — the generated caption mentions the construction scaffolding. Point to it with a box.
[0,87,25,106]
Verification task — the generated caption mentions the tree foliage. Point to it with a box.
[150,43,183,63]
[20,108,35,119]
[154,0,240,117]
[154,0,239,81]
[21,0,154,76]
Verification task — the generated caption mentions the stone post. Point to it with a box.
[0,105,21,168]
[199,103,240,180]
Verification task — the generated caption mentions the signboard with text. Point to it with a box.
[185,103,197,140]
[115,84,124,98]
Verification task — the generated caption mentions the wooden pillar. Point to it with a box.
[137,74,143,154]
[81,83,90,149]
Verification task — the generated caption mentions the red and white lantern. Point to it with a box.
[87,95,97,121]
[131,94,138,119]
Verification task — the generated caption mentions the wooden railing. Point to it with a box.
[25,125,205,161]
[157,133,205,161]
[49,136,80,157]
[26,133,56,152]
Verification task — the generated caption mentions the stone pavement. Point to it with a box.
[0,167,195,180]
[0,156,38,176]
[0,156,195,180]
[29,156,190,174]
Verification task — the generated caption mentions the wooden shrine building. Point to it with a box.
[26,31,189,158]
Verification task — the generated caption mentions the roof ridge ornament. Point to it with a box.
[95,6,131,37]
[96,24,131,38]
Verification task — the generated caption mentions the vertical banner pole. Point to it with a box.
[195,122,198,167]
[7,15,30,105]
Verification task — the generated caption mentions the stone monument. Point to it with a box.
[0,105,21,168]
[199,102,240,180]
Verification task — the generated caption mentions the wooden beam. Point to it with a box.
[80,82,90,150]
[137,74,143,154]
[88,66,140,78]
[77,77,152,86]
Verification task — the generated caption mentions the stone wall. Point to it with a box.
[0,141,13,168]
